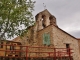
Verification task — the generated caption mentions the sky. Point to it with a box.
[32,0,80,38]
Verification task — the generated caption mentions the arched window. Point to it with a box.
[42,15,46,28]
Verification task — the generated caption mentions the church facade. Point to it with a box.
[13,9,80,60]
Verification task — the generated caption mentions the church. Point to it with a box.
[13,9,80,60]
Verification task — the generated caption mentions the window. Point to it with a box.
[10,46,14,50]
[43,33,50,46]
[10,45,15,53]
[42,15,46,28]
[0,42,3,48]
[66,44,70,48]
[66,44,70,52]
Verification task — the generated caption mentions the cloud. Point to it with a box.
[33,0,80,38]
[58,12,80,28]
[69,30,80,38]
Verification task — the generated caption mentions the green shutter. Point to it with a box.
[43,33,50,45]
[43,33,46,45]
[46,34,50,45]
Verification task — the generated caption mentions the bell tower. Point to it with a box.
[35,9,57,31]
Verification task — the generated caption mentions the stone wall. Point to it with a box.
[12,9,80,60]
[12,24,42,57]
[37,25,54,57]
[13,24,80,59]
[77,39,80,55]
[35,9,57,31]
[51,25,80,60]
[37,25,80,60]
[37,25,55,57]
[37,25,54,47]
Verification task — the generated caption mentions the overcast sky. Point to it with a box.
[32,0,80,38]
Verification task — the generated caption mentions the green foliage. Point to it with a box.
[0,0,35,39]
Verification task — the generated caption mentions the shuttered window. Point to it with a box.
[43,33,50,45]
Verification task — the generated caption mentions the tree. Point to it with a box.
[0,0,35,40]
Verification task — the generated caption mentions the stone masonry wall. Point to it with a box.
[12,9,80,59]
[77,39,80,55]
[37,25,54,57]
[37,25,54,47]
[52,25,80,60]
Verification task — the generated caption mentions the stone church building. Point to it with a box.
[13,9,80,60]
